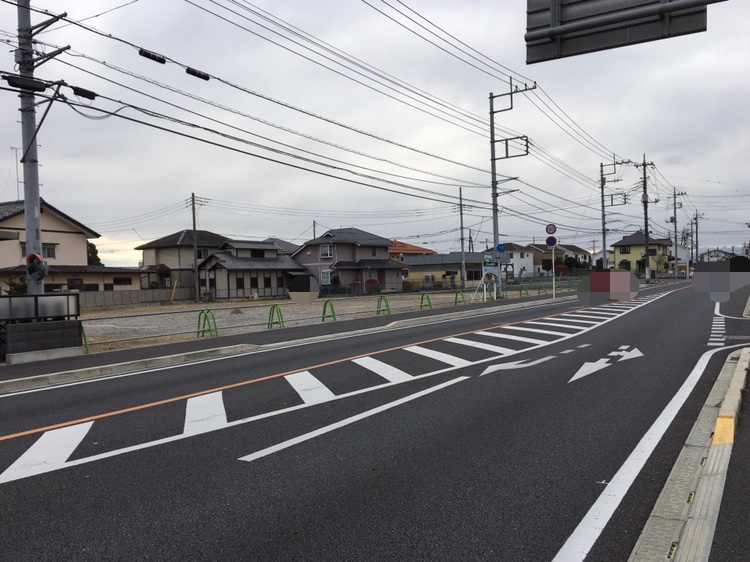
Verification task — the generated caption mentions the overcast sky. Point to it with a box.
[1,0,747,267]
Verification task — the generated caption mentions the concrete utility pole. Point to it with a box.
[637,155,655,281]
[192,193,200,303]
[600,163,607,270]
[15,0,67,294]
[459,188,466,290]
[671,187,686,277]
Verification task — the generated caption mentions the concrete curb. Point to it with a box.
[0,295,578,394]
[629,346,750,562]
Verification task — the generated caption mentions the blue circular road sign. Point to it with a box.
[496,243,506,253]
[546,236,557,247]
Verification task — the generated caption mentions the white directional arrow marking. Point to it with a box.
[481,356,555,376]
[608,346,644,361]
[568,358,611,383]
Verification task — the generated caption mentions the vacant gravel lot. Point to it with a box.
[80,289,522,351]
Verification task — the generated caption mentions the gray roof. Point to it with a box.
[135,230,228,250]
[0,198,100,238]
[206,252,307,272]
[301,228,393,248]
[219,240,279,251]
[332,259,403,270]
[404,252,502,266]
[263,237,299,254]
[611,232,671,247]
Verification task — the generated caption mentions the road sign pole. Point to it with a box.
[552,245,556,299]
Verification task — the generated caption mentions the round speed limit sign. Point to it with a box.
[545,223,557,235]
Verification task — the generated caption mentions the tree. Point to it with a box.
[87,241,103,266]
[6,278,26,295]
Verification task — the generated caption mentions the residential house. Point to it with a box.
[558,244,592,266]
[198,240,308,300]
[136,229,229,290]
[0,199,141,293]
[292,228,403,292]
[403,252,485,288]
[698,248,737,263]
[390,240,437,279]
[498,243,534,279]
[591,249,615,269]
[611,231,672,275]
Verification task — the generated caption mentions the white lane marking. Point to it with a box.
[239,377,468,463]
[404,345,471,367]
[477,331,547,345]
[503,325,574,337]
[525,321,584,331]
[352,356,413,383]
[445,337,515,355]
[285,371,336,404]
[564,313,618,320]
[550,317,599,325]
[0,422,93,484]
[553,344,745,561]
[183,392,227,435]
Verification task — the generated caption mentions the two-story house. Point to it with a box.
[136,229,229,290]
[197,240,308,300]
[292,228,403,292]
[612,231,672,275]
[0,199,142,293]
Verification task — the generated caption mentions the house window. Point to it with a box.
[372,247,377,257]
[236,276,244,290]
[620,246,631,254]
[520,252,525,259]
[264,276,272,288]
[250,249,264,258]
[196,248,209,260]
[250,277,258,289]
[509,253,514,259]
[467,271,482,281]
[67,278,83,289]
[366,270,376,280]
[320,244,333,258]
[113,277,132,286]
[21,244,56,259]
[321,270,332,285]
[104,283,113,291]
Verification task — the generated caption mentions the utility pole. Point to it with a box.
[459,188,466,290]
[599,160,627,270]
[489,79,534,298]
[636,155,655,282]
[694,210,703,263]
[192,193,200,303]
[15,1,67,294]
[670,187,686,277]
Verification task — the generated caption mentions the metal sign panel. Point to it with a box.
[526,0,712,64]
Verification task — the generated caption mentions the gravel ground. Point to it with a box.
[80,288,543,351]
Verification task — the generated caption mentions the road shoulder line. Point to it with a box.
[628,346,750,562]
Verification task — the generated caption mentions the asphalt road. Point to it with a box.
[0,280,746,561]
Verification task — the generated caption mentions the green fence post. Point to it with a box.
[519,285,529,297]
[555,282,562,293]
[267,304,285,329]
[537,283,547,295]
[454,290,466,305]
[499,286,508,299]
[420,293,433,310]
[376,295,391,315]
[197,309,219,337]
[321,299,337,322]
[81,322,90,354]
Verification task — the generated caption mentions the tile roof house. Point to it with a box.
[292,228,403,292]
[198,240,308,300]
[0,199,142,294]
[612,231,672,275]
[136,229,230,289]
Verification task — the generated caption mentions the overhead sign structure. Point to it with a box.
[525,0,719,64]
